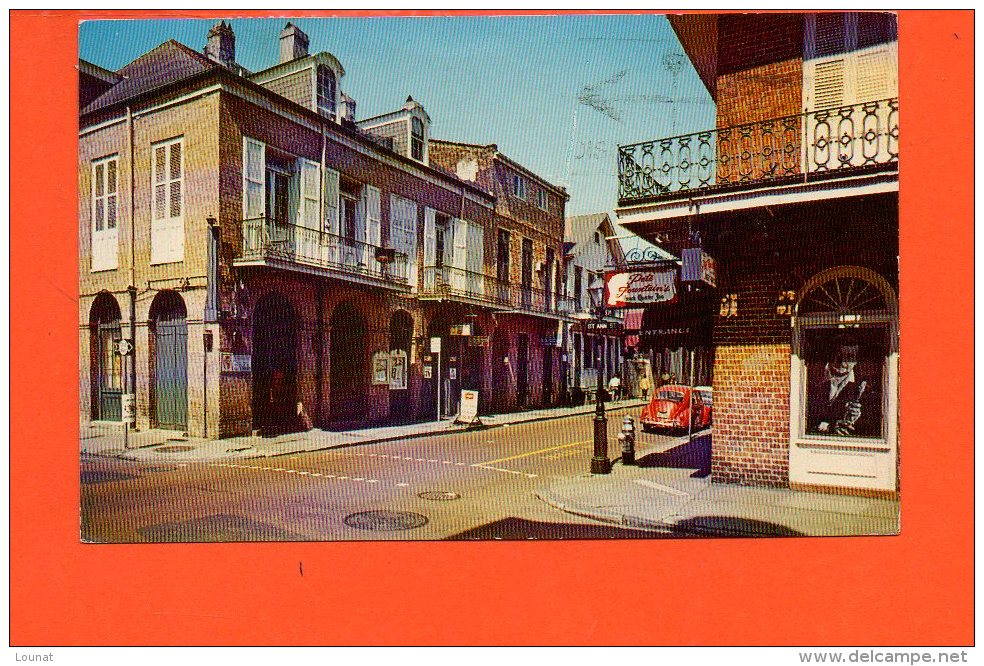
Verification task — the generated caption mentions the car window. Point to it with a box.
[656,390,683,403]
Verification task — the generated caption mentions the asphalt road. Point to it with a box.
[81,410,706,542]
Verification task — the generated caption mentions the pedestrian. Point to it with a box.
[608,374,621,402]
[639,374,651,400]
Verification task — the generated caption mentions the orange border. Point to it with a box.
[10,10,974,646]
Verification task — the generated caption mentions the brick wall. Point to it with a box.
[712,343,790,487]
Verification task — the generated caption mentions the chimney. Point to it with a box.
[204,20,236,70]
[280,22,310,63]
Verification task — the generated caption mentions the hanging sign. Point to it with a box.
[220,353,251,373]
[449,324,472,336]
[469,336,490,347]
[121,393,136,425]
[430,337,442,353]
[605,269,677,308]
[681,248,717,287]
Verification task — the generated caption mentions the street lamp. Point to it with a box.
[586,281,611,474]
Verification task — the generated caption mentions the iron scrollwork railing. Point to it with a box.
[421,265,574,316]
[618,97,899,202]
[240,217,409,284]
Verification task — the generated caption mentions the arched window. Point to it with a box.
[317,65,337,120]
[410,116,425,162]
[789,266,899,493]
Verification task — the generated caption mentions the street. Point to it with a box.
[81,410,709,542]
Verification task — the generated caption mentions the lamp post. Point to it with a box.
[586,282,611,474]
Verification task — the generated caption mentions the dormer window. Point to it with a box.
[317,65,337,120]
[511,173,527,200]
[411,117,425,162]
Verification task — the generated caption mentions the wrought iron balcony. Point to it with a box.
[618,98,899,204]
[420,265,574,317]
[238,217,409,285]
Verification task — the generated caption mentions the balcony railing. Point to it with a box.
[618,98,899,204]
[420,265,574,317]
[239,217,409,285]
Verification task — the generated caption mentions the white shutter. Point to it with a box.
[291,159,320,263]
[423,207,436,290]
[151,138,184,264]
[322,167,340,266]
[91,157,119,272]
[362,185,381,270]
[242,138,266,219]
[466,221,485,296]
[389,195,418,288]
[451,217,468,291]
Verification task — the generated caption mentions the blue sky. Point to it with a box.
[80,14,714,245]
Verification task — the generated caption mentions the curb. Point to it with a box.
[84,400,648,464]
[533,488,674,534]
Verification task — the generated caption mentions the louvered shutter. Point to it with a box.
[451,217,468,291]
[363,185,381,271]
[293,159,321,262]
[91,157,119,272]
[151,139,184,264]
[466,221,485,296]
[423,207,437,290]
[322,167,340,265]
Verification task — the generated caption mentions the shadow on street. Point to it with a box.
[636,433,712,478]
[445,516,682,540]
[671,516,803,537]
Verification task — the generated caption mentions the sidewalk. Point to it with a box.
[80,398,649,464]
[535,438,901,538]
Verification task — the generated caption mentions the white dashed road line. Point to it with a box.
[212,463,380,486]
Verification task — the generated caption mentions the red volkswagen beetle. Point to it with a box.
[640,384,710,434]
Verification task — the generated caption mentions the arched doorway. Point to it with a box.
[790,266,899,494]
[389,310,413,421]
[329,301,368,424]
[90,293,122,421]
[150,290,188,430]
[252,293,298,434]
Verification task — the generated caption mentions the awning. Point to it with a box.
[623,308,644,333]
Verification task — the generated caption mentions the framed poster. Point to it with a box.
[389,350,408,390]
[371,351,390,385]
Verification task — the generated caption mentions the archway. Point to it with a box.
[90,293,122,421]
[329,301,368,424]
[389,310,413,421]
[252,292,298,434]
[790,266,899,493]
[150,290,188,430]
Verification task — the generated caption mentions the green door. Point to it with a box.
[154,294,187,430]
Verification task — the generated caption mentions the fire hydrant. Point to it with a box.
[618,415,636,466]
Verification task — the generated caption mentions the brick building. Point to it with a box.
[427,140,571,415]
[615,13,899,496]
[79,21,570,438]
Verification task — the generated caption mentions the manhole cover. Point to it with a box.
[155,445,194,453]
[343,510,428,531]
[418,490,461,501]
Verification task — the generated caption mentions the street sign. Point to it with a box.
[430,336,442,353]
[116,338,133,356]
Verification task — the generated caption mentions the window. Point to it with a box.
[151,137,184,264]
[410,117,425,162]
[91,155,119,271]
[340,192,358,242]
[537,188,548,211]
[511,173,527,200]
[573,266,583,309]
[435,214,450,268]
[266,158,291,225]
[317,65,337,120]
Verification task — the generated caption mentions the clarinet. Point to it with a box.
[835,380,867,435]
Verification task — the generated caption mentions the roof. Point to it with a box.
[565,212,613,246]
[82,40,219,115]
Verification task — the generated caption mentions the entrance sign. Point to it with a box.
[681,248,717,287]
[604,269,677,308]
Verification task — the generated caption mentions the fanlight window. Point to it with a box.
[797,274,888,316]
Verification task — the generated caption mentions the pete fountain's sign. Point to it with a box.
[605,269,677,308]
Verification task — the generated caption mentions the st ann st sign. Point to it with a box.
[604,269,677,308]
